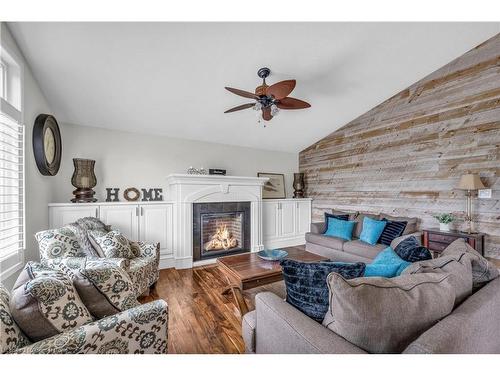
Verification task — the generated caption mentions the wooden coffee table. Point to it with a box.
[217,247,327,315]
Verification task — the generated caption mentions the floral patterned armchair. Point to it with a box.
[1,283,168,354]
[36,217,160,296]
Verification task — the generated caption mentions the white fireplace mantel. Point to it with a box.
[166,174,269,268]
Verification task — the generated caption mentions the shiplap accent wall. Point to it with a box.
[299,34,500,258]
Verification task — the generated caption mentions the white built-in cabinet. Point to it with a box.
[48,202,174,268]
[49,197,311,269]
[262,198,312,249]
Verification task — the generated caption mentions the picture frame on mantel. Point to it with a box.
[258,172,286,199]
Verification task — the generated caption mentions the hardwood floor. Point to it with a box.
[139,247,304,354]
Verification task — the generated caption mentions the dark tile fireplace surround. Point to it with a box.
[192,202,251,261]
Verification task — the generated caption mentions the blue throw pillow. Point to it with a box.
[394,236,432,262]
[280,259,365,322]
[378,219,407,246]
[364,247,411,277]
[359,217,387,245]
[324,217,356,241]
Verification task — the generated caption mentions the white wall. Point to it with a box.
[1,23,56,289]
[51,123,298,202]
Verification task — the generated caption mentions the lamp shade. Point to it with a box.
[457,173,485,190]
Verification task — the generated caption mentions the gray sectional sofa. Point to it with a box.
[243,276,500,354]
[242,236,500,354]
[305,212,422,262]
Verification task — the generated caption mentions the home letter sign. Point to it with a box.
[141,188,163,201]
[105,188,120,202]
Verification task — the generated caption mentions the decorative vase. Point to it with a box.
[439,223,450,232]
[71,158,97,203]
[293,173,305,198]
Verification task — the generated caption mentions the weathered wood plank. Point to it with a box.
[300,33,500,258]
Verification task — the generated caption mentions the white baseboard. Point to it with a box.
[193,258,217,267]
[159,255,175,269]
[174,256,193,269]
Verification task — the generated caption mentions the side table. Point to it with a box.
[422,228,485,257]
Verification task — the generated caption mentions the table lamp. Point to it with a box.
[457,173,484,234]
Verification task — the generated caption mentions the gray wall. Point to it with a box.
[50,123,298,202]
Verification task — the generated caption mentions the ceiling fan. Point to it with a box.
[224,67,311,122]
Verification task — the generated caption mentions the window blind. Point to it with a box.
[0,109,24,259]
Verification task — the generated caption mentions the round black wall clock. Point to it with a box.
[33,114,62,176]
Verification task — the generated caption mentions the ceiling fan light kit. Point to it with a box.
[224,67,310,124]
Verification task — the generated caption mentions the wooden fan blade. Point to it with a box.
[224,103,255,113]
[225,87,259,100]
[262,107,273,121]
[276,97,311,110]
[266,80,296,99]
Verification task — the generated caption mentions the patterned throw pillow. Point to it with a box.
[10,262,93,342]
[394,236,432,262]
[59,259,139,318]
[280,259,366,322]
[0,284,30,353]
[378,219,407,246]
[89,230,135,259]
[35,227,81,259]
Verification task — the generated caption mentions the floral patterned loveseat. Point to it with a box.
[0,284,168,354]
[36,217,160,296]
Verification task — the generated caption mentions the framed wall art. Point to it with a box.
[258,172,286,199]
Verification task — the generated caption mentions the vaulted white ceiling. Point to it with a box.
[8,22,499,152]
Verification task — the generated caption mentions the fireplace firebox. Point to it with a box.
[193,202,251,261]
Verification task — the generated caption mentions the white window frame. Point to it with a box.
[0,59,7,100]
[0,42,24,282]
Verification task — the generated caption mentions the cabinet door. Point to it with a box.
[295,200,312,235]
[49,206,99,228]
[262,201,279,239]
[99,205,139,240]
[279,201,296,237]
[139,204,173,256]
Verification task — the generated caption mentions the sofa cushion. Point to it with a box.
[402,253,473,306]
[394,236,432,262]
[441,238,499,289]
[379,213,417,235]
[379,219,407,246]
[59,259,139,319]
[305,232,346,251]
[242,310,256,353]
[324,217,356,241]
[364,247,410,277]
[0,284,30,353]
[353,213,380,239]
[280,259,365,322]
[342,240,386,260]
[89,230,135,259]
[359,217,387,245]
[10,262,93,342]
[35,227,82,259]
[322,272,456,353]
